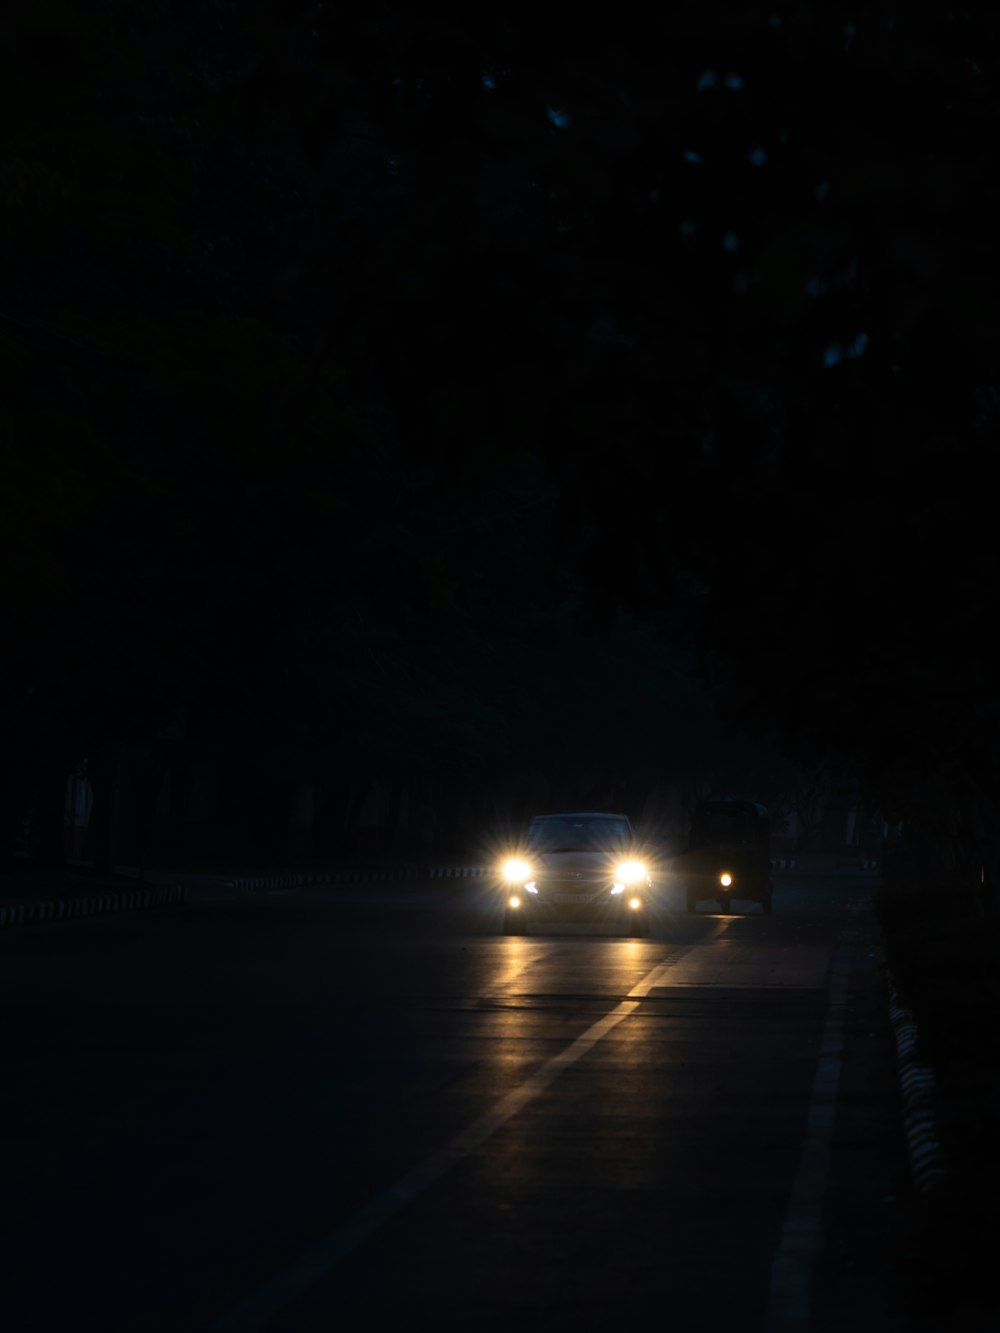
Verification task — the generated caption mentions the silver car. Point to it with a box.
[499,811,652,936]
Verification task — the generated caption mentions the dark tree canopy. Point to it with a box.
[2,3,999,861]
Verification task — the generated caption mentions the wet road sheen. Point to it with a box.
[0,872,899,1333]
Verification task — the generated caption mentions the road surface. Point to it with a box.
[0,870,905,1331]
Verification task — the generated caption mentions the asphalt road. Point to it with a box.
[0,870,907,1333]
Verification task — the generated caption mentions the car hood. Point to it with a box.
[531,850,622,877]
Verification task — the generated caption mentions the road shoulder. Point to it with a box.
[811,899,909,1332]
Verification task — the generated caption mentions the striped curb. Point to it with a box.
[223,866,492,892]
[769,859,879,871]
[0,883,186,931]
[888,980,948,1192]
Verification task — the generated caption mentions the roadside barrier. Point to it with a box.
[0,883,186,932]
[223,866,492,892]
[769,858,879,872]
[0,867,496,925]
[888,978,948,1193]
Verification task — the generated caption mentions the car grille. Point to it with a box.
[539,876,612,904]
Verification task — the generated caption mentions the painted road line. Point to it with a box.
[208,923,726,1332]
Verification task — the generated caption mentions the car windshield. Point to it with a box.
[527,816,630,852]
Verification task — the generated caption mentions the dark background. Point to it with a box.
[2,2,998,889]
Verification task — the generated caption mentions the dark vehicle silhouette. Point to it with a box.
[498,812,651,936]
[676,800,773,915]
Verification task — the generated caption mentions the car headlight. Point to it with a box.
[615,860,647,884]
[503,858,532,883]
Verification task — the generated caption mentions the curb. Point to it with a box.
[0,883,187,931]
[888,978,948,1193]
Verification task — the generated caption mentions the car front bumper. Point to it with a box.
[504,884,649,923]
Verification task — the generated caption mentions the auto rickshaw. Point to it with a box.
[677,799,773,914]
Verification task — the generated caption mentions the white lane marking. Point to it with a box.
[763,926,855,1332]
[208,924,724,1331]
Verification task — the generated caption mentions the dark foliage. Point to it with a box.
[2,3,999,865]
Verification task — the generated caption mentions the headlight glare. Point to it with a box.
[503,858,532,883]
[615,860,647,884]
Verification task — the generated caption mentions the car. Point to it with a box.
[674,799,773,914]
[498,811,652,936]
